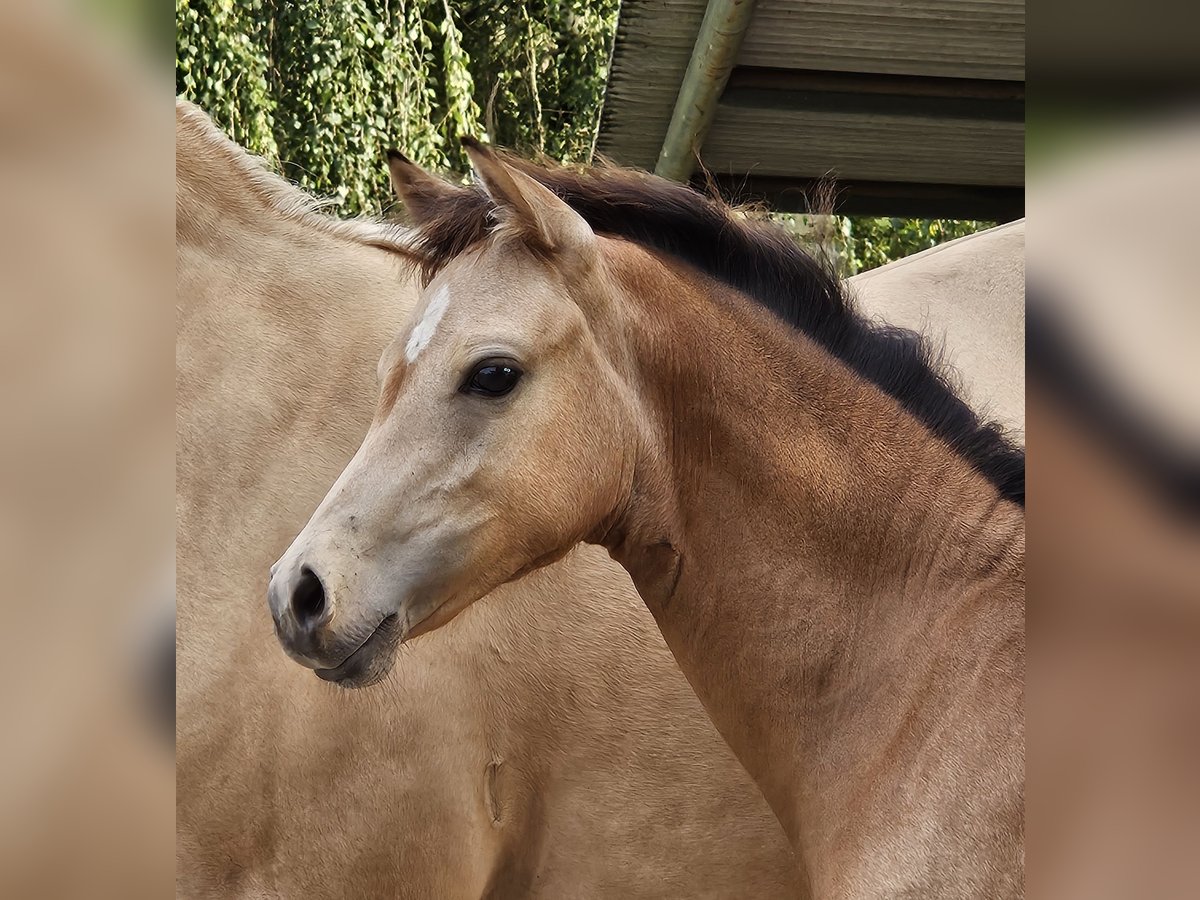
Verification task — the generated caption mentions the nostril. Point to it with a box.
[290,566,327,629]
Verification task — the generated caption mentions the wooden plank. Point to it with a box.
[738,0,1025,80]
[597,0,710,168]
[726,67,1025,104]
[701,105,1023,185]
[705,173,1024,220]
[597,0,1028,208]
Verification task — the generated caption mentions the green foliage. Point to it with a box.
[176,0,614,215]
[772,213,993,275]
[844,218,993,274]
[454,0,618,162]
[177,0,278,160]
[177,1,991,264]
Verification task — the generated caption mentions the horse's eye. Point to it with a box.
[463,361,523,397]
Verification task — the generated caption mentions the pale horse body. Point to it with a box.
[177,100,1024,897]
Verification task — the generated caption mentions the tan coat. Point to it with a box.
[178,100,1024,898]
[265,148,1023,896]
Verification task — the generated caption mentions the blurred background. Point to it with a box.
[0,0,1195,896]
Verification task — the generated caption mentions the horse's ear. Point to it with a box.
[385,149,464,224]
[460,137,594,261]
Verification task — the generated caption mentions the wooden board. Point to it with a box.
[702,104,1024,186]
[740,0,1025,80]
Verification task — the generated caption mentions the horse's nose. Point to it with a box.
[268,561,332,639]
[290,566,328,630]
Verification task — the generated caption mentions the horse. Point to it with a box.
[176,99,800,898]
[268,144,1025,897]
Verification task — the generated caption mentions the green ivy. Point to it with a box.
[773,213,994,276]
[176,0,278,160]
[453,0,619,162]
[845,217,993,275]
[176,0,611,215]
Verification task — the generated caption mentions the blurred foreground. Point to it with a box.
[1028,127,1200,897]
[0,0,1196,896]
[0,3,173,897]
[1030,4,1200,892]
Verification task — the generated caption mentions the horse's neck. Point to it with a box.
[603,259,1024,868]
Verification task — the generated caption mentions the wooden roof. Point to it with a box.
[597,0,1025,220]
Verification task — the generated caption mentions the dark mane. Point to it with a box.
[404,156,1025,506]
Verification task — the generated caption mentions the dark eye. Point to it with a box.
[463,361,523,397]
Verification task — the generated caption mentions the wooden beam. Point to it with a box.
[728,67,1024,101]
[723,67,1025,122]
[703,173,1025,221]
[655,0,760,182]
